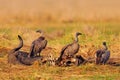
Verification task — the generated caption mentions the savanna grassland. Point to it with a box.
[0,22,120,80]
[0,0,120,80]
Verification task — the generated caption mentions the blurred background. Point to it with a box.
[0,0,120,23]
[0,0,120,48]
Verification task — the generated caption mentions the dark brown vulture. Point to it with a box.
[8,35,27,64]
[28,30,47,57]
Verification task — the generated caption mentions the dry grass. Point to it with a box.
[0,1,120,79]
[0,22,120,80]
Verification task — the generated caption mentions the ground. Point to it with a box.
[0,22,120,80]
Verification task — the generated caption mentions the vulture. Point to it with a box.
[28,30,47,57]
[8,35,42,65]
[8,35,27,64]
[95,42,110,65]
[56,32,82,65]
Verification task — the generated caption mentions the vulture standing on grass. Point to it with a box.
[95,42,110,65]
[56,32,82,65]
[28,30,47,57]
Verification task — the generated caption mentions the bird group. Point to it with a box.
[8,30,110,66]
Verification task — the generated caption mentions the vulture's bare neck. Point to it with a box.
[103,44,108,50]
[75,35,79,42]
